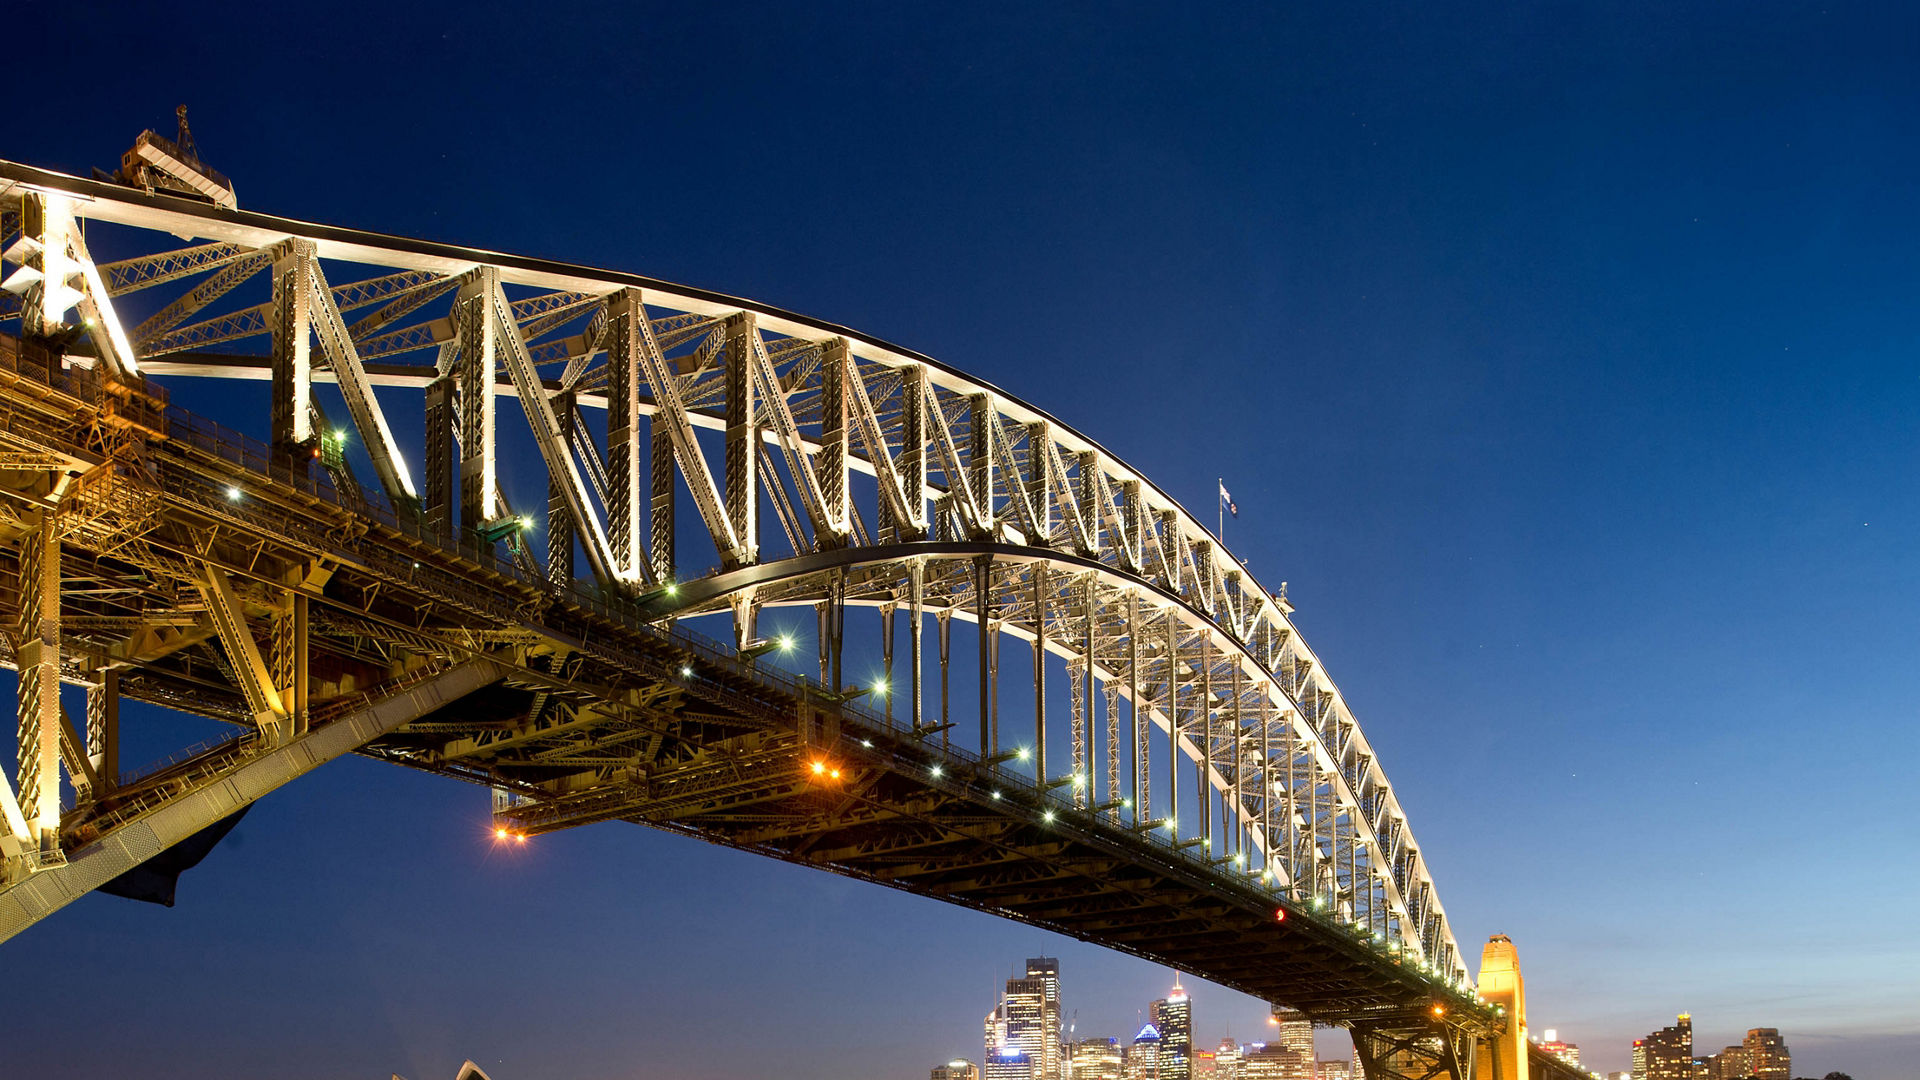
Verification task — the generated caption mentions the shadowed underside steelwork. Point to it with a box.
[0,155,1513,1074]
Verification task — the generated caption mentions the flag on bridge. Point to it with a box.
[1219,480,1238,518]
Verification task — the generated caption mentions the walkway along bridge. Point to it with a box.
[0,157,1585,1080]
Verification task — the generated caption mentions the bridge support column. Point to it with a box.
[1127,593,1142,823]
[85,670,119,796]
[880,602,895,721]
[1475,935,1527,1080]
[1032,562,1047,785]
[937,607,951,743]
[456,271,499,553]
[269,240,316,475]
[649,422,675,583]
[271,593,310,738]
[424,374,455,545]
[605,289,646,582]
[721,313,759,569]
[549,389,577,588]
[908,561,924,731]
[12,511,63,867]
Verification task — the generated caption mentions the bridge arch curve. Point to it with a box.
[0,160,1475,992]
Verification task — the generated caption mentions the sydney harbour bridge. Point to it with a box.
[0,138,1579,1080]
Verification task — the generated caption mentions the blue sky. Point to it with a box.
[6,2,1919,1077]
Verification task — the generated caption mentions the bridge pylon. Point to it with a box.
[1474,935,1528,1080]
[1348,934,1528,1080]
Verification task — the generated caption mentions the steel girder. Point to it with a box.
[0,157,1468,987]
[1352,1020,1481,1080]
[0,659,502,942]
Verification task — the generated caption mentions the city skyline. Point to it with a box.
[948,956,1828,1080]
[964,960,1331,1080]
[6,3,1918,1078]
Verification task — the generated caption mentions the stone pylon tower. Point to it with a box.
[1476,935,1528,1080]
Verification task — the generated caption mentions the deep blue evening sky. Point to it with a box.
[7,3,1918,1078]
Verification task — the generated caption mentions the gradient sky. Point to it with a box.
[6,3,1919,1078]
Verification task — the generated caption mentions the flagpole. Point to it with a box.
[1218,478,1224,544]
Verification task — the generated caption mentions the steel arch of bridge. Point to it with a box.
[0,159,1470,992]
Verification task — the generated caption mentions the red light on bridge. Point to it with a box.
[1274,907,1287,923]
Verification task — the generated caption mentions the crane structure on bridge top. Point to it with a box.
[0,129,1574,1080]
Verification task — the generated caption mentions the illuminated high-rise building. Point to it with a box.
[1151,978,1193,1080]
[988,1050,1037,1080]
[1636,1014,1694,1080]
[1705,1046,1748,1080]
[1194,1050,1217,1080]
[1241,1042,1311,1080]
[936,1061,984,1080]
[1742,1029,1788,1080]
[1271,1010,1313,1059]
[1069,1038,1124,1080]
[1317,1060,1353,1080]
[999,978,1051,1073]
[989,1008,1009,1058]
[1538,1030,1580,1067]
[1213,1039,1243,1080]
[1128,1024,1162,1080]
[1027,958,1064,1080]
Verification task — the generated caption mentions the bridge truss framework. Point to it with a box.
[0,158,1510,1074]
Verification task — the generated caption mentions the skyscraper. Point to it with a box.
[1742,1029,1789,1080]
[1151,978,1193,1080]
[936,1061,984,1080]
[1213,1039,1243,1080]
[1318,1061,1353,1080]
[1128,1024,1162,1080]
[1271,1010,1314,1059]
[1069,1038,1124,1080]
[1538,1030,1580,1067]
[1027,958,1064,1080]
[988,1005,1009,1060]
[1240,1042,1312,1080]
[988,1050,1037,1080]
[1636,1014,1694,1080]
[1706,1046,1748,1080]
[1000,978,1051,1075]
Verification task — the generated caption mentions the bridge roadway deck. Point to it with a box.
[0,340,1492,1033]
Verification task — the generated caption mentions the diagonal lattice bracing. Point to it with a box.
[0,155,1484,1016]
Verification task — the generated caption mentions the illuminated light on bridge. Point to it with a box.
[0,151,1600,1080]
